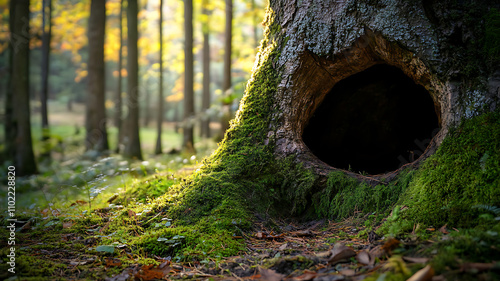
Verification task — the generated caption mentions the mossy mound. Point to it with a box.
[396,110,500,228]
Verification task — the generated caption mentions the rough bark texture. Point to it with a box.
[251,0,500,182]
[86,0,109,152]
[10,0,38,175]
[124,0,143,160]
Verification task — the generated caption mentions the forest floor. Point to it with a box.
[2,151,499,281]
[3,208,499,281]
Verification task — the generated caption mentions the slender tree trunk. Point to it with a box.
[9,0,37,175]
[143,81,151,127]
[182,0,195,153]
[220,0,233,140]
[200,0,211,139]
[86,0,109,152]
[124,0,143,159]
[155,0,164,155]
[115,0,124,153]
[40,0,52,145]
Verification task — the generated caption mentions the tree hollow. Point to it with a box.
[302,64,439,174]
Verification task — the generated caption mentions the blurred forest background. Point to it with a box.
[0,0,267,178]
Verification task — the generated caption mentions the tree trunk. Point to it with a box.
[219,0,233,140]
[155,0,164,155]
[9,0,37,175]
[115,0,124,153]
[123,0,142,159]
[180,0,500,217]
[40,0,52,145]
[86,0,109,152]
[182,0,195,154]
[200,0,211,139]
[143,81,151,127]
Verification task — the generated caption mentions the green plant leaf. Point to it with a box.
[96,245,115,253]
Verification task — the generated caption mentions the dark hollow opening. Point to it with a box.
[302,64,440,175]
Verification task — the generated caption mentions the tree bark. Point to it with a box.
[155,0,164,155]
[182,0,195,154]
[200,0,211,139]
[115,0,124,153]
[219,0,233,140]
[9,0,38,175]
[123,0,143,159]
[86,0,109,152]
[40,0,52,144]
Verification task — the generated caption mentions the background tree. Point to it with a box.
[123,0,142,159]
[220,0,233,140]
[155,0,164,155]
[115,0,124,153]
[40,0,52,147]
[200,0,211,139]
[182,0,195,153]
[9,0,37,175]
[86,0,109,152]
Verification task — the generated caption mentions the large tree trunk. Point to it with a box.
[40,0,52,145]
[9,0,38,175]
[188,0,500,208]
[86,0,109,152]
[182,0,195,154]
[219,0,233,140]
[225,0,497,182]
[200,0,211,139]
[123,0,143,159]
[155,0,164,155]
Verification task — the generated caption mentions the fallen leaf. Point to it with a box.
[340,269,356,276]
[259,267,285,281]
[426,227,435,232]
[315,251,331,258]
[278,243,288,251]
[461,262,495,273]
[438,224,449,234]
[369,245,386,259]
[403,257,429,264]
[69,261,87,266]
[382,237,401,255]
[407,265,434,281]
[63,222,74,229]
[356,250,374,265]
[105,258,122,267]
[293,271,317,281]
[291,230,313,237]
[328,244,356,265]
[134,264,171,281]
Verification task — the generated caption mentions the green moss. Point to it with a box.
[314,170,414,219]
[395,110,500,228]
